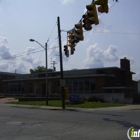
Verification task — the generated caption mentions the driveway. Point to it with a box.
[0,98,18,104]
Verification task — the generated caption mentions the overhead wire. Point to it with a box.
[0,49,44,61]
[46,21,57,43]
[84,1,116,39]
[91,31,140,35]
[37,21,57,62]
[0,21,58,62]
[0,46,58,61]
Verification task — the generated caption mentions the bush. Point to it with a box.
[65,99,84,105]
[87,96,104,103]
[65,100,70,105]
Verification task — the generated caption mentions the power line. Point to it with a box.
[93,31,140,35]
[0,46,59,61]
[0,50,44,61]
[84,2,116,39]
[11,47,42,57]
[47,21,57,43]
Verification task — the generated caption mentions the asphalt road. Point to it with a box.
[0,104,140,140]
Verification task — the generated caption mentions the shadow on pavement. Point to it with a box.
[103,118,140,129]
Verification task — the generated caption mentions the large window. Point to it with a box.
[67,78,96,94]
[84,79,90,93]
[73,80,78,93]
[79,79,83,94]
[67,80,73,93]
[89,79,96,93]
[7,82,25,94]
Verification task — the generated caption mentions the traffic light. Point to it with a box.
[67,32,76,47]
[74,22,84,41]
[95,0,109,13]
[64,45,69,57]
[82,14,92,31]
[86,3,99,25]
[70,46,75,55]
[67,31,76,55]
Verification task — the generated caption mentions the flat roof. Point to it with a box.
[2,74,116,82]
[103,87,135,89]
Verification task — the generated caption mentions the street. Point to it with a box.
[0,104,140,140]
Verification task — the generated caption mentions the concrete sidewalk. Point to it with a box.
[0,97,18,104]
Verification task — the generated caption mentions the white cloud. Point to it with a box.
[133,72,140,81]
[16,62,27,74]
[83,43,118,68]
[104,45,118,61]
[0,45,15,60]
[0,36,8,44]
[91,20,112,33]
[48,42,69,63]
[0,37,44,73]
[61,0,75,5]
[22,47,42,69]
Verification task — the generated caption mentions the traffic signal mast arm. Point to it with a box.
[64,0,116,57]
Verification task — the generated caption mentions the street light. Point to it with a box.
[29,39,48,105]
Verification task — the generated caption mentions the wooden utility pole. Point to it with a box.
[57,16,65,109]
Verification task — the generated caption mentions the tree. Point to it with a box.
[29,66,53,74]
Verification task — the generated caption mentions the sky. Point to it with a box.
[0,0,140,81]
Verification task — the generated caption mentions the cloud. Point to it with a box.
[0,37,43,73]
[16,62,27,73]
[48,42,69,63]
[22,47,42,69]
[0,36,8,44]
[0,45,15,60]
[104,45,118,61]
[133,72,140,81]
[60,0,75,5]
[91,20,112,33]
[83,43,118,68]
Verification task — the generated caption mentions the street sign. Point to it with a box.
[60,79,66,87]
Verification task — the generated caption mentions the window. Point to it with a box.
[8,82,25,94]
[84,79,90,93]
[67,80,73,94]
[79,79,83,94]
[90,79,96,93]
[73,79,78,93]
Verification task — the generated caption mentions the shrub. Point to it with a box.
[87,96,104,103]
[65,99,84,105]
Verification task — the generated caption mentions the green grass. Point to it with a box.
[8,100,125,109]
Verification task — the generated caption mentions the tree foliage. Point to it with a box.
[30,66,53,74]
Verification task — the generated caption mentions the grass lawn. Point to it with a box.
[8,100,125,109]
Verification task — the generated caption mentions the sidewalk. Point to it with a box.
[0,97,18,104]
[1,98,140,112]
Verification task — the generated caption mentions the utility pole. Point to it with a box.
[51,60,57,72]
[45,42,48,105]
[57,16,65,109]
[30,39,49,105]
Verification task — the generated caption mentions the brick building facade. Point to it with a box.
[1,58,138,103]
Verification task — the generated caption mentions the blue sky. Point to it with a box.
[0,0,140,80]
